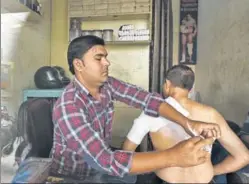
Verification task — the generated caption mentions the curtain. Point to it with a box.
[149,0,173,94]
[140,0,173,152]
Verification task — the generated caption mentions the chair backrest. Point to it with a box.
[27,98,54,158]
[17,98,54,159]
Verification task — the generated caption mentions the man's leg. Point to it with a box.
[12,157,52,183]
[180,34,187,63]
[187,34,194,63]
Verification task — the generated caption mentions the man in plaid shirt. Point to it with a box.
[50,35,221,183]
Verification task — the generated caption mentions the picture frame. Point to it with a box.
[178,0,198,65]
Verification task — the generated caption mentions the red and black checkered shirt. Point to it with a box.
[50,76,163,179]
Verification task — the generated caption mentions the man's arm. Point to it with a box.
[108,77,221,138]
[54,101,179,176]
[54,100,214,176]
[192,21,197,37]
[212,110,249,175]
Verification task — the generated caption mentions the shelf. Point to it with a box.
[105,40,150,45]
[1,0,41,22]
[23,89,64,102]
[69,12,151,21]
[68,40,151,45]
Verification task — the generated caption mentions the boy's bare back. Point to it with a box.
[150,99,215,183]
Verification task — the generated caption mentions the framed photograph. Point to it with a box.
[178,0,198,65]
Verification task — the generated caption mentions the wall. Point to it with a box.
[172,0,196,87]
[1,0,52,114]
[1,0,52,182]
[196,0,249,125]
[51,0,68,74]
[51,0,150,143]
[172,0,180,66]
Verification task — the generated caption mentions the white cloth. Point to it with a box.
[127,97,212,153]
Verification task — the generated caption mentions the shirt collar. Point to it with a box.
[73,76,90,95]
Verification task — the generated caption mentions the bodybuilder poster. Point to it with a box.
[179,0,198,65]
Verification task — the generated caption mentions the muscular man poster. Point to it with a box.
[179,0,198,65]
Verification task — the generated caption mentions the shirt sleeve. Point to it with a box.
[53,101,133,177]
[108,77,164,117]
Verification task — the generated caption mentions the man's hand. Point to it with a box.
[168,136,215,167]
[184,119,221,139]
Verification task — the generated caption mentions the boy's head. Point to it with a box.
[163,65,195,97]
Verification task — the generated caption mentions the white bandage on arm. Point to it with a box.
[126,120,148,145]
[127,112,167,145]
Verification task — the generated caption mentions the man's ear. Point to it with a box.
[73,58,84,72]
[163,80,171,97]
[165,79,171,88]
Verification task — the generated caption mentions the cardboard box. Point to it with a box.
[70,10,84,17]
[121,6,135,13]
[95,0,108,4]
[121,2,135,8]
[135,0,150,2]
[95,9,108,15]
[82,0,95,5]
[108,3,121,9]
[69,0,82,6]
[121,0,135,2]
[135,2,150,12]
[135,6,150,12]
[82,5,95,10]
[69,0,82,3]
[108,8,121,14]
[95,4,108,10]
[69,6,83,11]
[108,3,121,14]
[82,10,95,16]
[108,0,122,3]
[136,2,150,7]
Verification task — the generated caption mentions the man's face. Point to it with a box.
[74,45,110,85]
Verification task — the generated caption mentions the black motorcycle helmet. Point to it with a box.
[34,66,63,89]
[52,66,71,86]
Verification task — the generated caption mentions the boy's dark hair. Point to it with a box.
[165,64,195,91]
[67,35,105,74]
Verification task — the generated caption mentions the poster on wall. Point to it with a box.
[179,0,198,65]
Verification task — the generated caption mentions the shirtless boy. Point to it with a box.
[123,65,249,183]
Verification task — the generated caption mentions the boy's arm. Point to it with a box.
[212,109,249,175]
[123,112,166,151]
[122,112,151,151]
[123,139,139,151]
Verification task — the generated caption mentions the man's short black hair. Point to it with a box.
[67,35,105,74]
[165,64,195,91]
